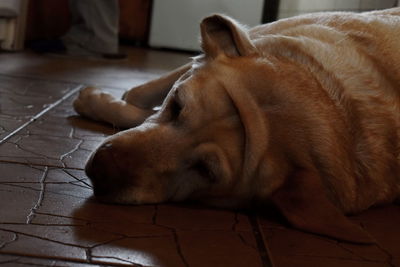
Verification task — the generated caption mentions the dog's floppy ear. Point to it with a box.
[271,170,374,244]
[200,14,257,58]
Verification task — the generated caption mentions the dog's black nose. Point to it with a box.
[85,142,115,197]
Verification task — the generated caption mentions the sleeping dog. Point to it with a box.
[74,8,400,244]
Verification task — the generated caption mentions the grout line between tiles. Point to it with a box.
[0,251,140,266]
[0,85,84,146]
[248,214,275,267]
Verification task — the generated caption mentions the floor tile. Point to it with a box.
[0,75,78,141]
[0,229,87,262]
[0,253,99,266]
[0,93,118,169]
[90,236,186,266]
[155,204,252,231]
[269,255,390,267]
[177,230,263,267]
[0,162,266,267]
[259,205,400,267]
[350,206,400,264]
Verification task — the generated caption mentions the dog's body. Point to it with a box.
[74,8,400,243]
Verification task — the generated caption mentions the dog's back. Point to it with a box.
[251,8,400,84]
[247,8,400,212]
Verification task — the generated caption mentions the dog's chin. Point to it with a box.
[93,188,168,205]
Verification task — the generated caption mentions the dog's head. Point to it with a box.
[85,14,374,244]
[86,14,274,206]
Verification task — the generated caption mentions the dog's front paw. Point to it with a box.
[73,86,108,121]
[73,86,155,128]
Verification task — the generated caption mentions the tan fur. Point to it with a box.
[75,8,400,243]
[249,9,400,212]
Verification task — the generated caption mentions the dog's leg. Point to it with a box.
[74,63,191,128]
[123,63,192,109]
[73,86,154,128]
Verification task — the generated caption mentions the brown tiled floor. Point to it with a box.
[0,47,399,267]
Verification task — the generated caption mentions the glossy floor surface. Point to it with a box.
[0,48,399,267]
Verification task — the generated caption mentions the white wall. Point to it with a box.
[278,0,397,19]
[150,0,264,51]
[150,0,398,51]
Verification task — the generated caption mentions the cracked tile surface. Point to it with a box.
[258,206,400,266]
[0,75,78,141]
[0,162,263,266]
[0,48,398,267]
[0,93,118,169]
[0,253,99,266]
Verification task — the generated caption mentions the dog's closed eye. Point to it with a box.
[158,94,185,123]
[170,97,183,120]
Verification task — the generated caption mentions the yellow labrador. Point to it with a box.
[74,8,400,244]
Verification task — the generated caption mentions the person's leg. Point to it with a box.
[62,0,120,55]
